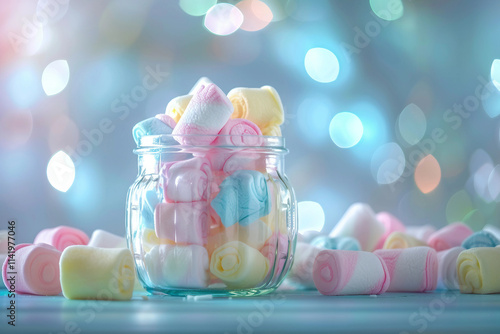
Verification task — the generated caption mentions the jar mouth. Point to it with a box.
[134,134,287,154]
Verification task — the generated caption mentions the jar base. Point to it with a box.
[145,287,278,297]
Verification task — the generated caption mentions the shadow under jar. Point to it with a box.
[126,134,297,297]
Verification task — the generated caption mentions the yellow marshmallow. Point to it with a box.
[142,228,173,252]
[457,247,500,294]
[165,94,192,123]
[60,246,135,300]
[383,231,428,249]
[262,125,282,137]
[228,86,284,131]
[210,241,269,289]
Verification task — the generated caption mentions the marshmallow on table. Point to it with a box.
[329,203,384,251]
[172,83,234,145]
[373,212,406,250]
[313,250,390,296]
[34,226,89,251]
[165,94,192,123]
[482,224,500,240]
[427,222,473,252]
[210,241,269,289]
[457,247,500,294]
[374,247,438,292]
[462,231,500,249]
[160,157,212,202]
[287,242,322,289]
[311,236,361,251]
[154,202,209,245]
[383,231,428,249]
[60,246,135,300]
[132,116,175,146]
[145,244,209,288]
[88,229,126,248]
[227,86,284,134]
[140,228,174,253]
[2,243,61,295]
[405,225,436,243]
[437,247,464,290]
[211,170,270,227]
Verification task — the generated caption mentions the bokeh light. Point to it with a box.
[42,59,70,96]
[47,150,75,192]
[398,103,427,145]
[462,209,486,231]
[329,112,363,148]
[304,48,340,83]
[0,109,33,150]
[48,114,80,153]
[298,201,325,233]
[446,190,474,224]
[491,59,500,91]
[473,162,494,202]
[369,0,404,21]
[371,142,405,185]
[179,0,217,16]
[237,0,273,32]
[99,0,149,46]
[204,3,244,36]
[469,148,493,174]
[481,81,500,118]
[36,0,70,23]
[414,154,441,194]
[488,165,500,201]
[297,96,334,145]
[263,0,290,22]
[7,65,41,109]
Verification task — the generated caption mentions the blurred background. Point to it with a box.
[1,0,499,242]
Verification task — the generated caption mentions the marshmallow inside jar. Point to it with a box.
[126,81,297,297]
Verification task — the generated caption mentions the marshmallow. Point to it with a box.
[209,150,264,175]
[298,231,324,244]
[160,157,212,202]
[287,242,322,289]
[482,224,500,240]
[155,114,177,129]
[405,225,436,243]
[2,243,61,295]
[262,125,281,137]
[60,246,135,300]
[227,86,284,133]
[145,244,209,288]
[457,247,500,294]
[310,236,361,251]
[427,222,473,252]
[211,170,271,227]
[172,84,234,145]
[437,247,464,290]
[329,203,384,251]
[383,231,428,249]
[260,233,289,278]
[313,250,390,296]
[165,94,192,123]
[462,231,500,249]
[189,77,213,95]
[210,241,269,289]
[213,118,263,147]
[141,228,174,252]
[34,226,89,251]
[88,229,126,248]
[132,116,174,146]
[154,202,209,245]
[374,247,438,292]
[373,212,406,250]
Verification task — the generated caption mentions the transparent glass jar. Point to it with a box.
[126,134,297,296]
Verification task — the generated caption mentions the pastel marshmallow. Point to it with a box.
[60,246,135,300]
[427,222,473,252]
[2,243,61,295]
[313,250,390,296]
[373,212,406,250]
[132,116,174,146]
[212,118,263,146]
[462,231,500,249]
[141,228,174,253]
[189,77,213,94]
[457,247,500,294]
[260,233,289,278]
[287,242,322,289]
[209,150,264,175]
[165,94,192,123]
[329,203,384,251]
[310,236,361,251]
[405,225,436,243]
[374,246,438,292]
[34,226,89,251]
[262,125,281,137]
[88,229,126,248]
[482,224,500,240]
[437,247,464,290]
[298,231,324,244]
[383,231,428,249]
[145,244,209,288]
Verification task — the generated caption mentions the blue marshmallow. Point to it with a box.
[310,236,361,251]
[132,117,174,146]
[462,230,500,249]
[211,170,270,227]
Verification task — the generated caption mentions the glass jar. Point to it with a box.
[126,134,297,296]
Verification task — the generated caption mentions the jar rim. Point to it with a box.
[134,134,287,153]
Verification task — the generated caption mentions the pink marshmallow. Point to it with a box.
[313,249,390,296]
[287,242,322,288]
[405,225,436,243]
[160,157,212,202]
[374,246,438,292]
[155,114,177,128]
[34,226,89,251]
[154,202,209,245]
[373,212,406,250]
[2,243,61,295]
[212,118,263,147]
[427,222,473,252]
[172,84,233,145]
[208,151,264,175]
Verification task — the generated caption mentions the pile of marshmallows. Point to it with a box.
[1,227,139,300]
[287,203,500,296]
[133,79,288,290]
